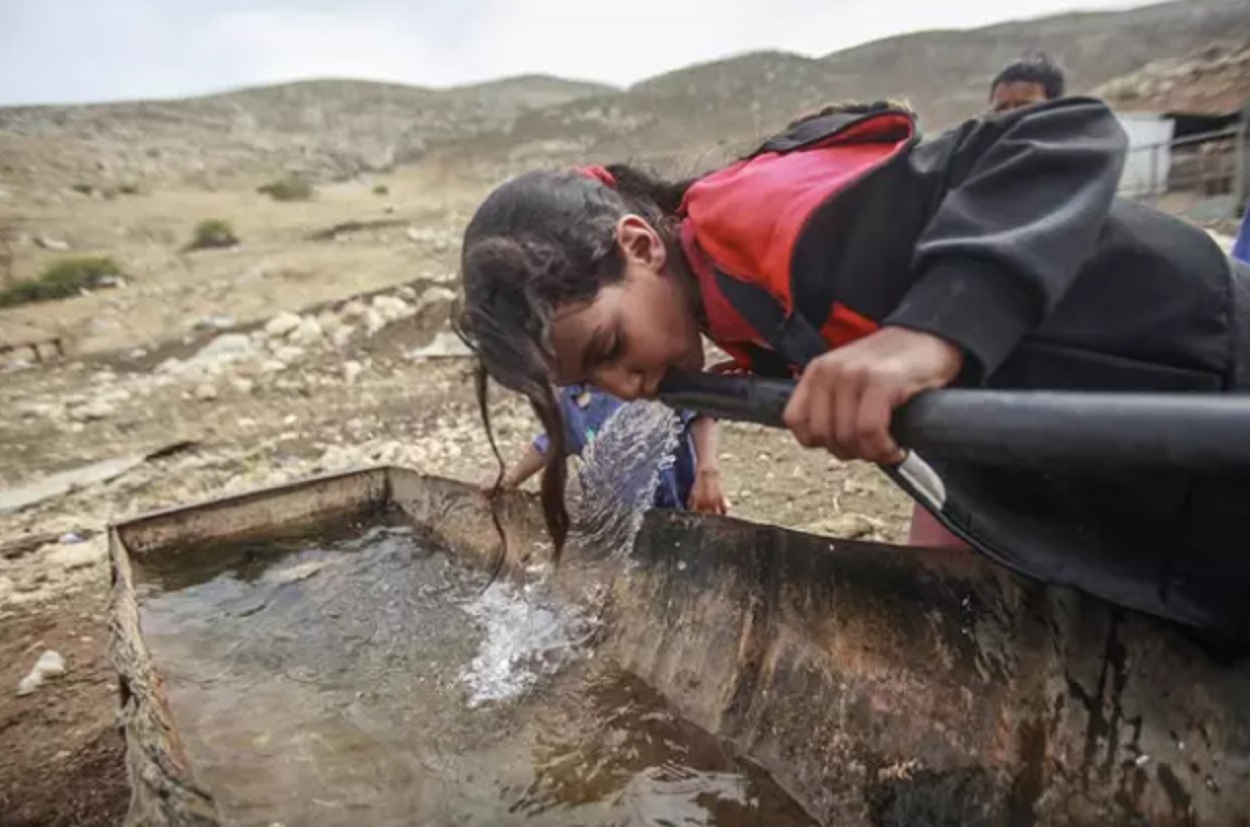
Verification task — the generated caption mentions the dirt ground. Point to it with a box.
[0,166,913,825]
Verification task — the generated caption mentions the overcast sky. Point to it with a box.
[1,0,1146,106]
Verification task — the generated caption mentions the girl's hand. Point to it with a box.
[782,326,964,464]
[688,468,729,515]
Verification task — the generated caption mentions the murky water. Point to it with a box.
[135,514,818,827]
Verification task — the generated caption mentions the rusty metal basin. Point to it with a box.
[109,466,1250,826]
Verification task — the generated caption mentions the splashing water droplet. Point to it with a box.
[570,399,682,557]
[459,579,598,708]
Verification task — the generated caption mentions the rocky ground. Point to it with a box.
[0,167,911,825]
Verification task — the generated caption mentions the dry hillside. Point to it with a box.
[446,0,1250,175]
[3,0,1248,193]
[0,75,615,189]
[1096,38,1250,113]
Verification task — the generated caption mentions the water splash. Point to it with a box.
[570,399,683,557]
[459,579,598,708]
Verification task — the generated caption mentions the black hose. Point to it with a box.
[657,371,1250,472]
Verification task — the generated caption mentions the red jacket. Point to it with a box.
[679,107,912,374]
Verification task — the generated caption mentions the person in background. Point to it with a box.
[989,52,1066,113]
[1234,200,1250,265]
[485,382,728,514]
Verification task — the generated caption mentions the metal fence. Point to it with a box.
[1121,124,1248,219]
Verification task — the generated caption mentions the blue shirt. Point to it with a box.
[1233,203,1250,265]
[533,384,698,510]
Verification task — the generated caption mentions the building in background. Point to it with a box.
[1097,42,1250,222]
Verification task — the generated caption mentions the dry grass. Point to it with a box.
[0,163,484,355]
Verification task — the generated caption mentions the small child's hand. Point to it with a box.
[782,326,963,464]
[688,468,730,515]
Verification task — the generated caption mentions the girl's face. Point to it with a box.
[548,216,704,400]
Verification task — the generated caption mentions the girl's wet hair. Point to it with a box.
[455,164,692,561]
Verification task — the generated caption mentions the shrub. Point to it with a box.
[257,176,314,202]
[187,219,239,251]
[71,183,94,196]
[372,184,389,196]
[0,256,123,307]
[117,183,142,195]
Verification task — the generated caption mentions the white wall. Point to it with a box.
[1115,112,1175,198]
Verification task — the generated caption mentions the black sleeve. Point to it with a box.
[884,97,1128,380]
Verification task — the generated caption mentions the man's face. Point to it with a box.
[990,81,1050,113]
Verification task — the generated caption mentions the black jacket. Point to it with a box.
[722,97,1250,644]
[786,96,1250,395]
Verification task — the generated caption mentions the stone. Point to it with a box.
[343,360,364,385]
[192,314,237,333]
[17,672,42,696]
[317,311,343,332]
[288,316,324,346]
[191,333,259,369]
[35,236,70,251]
[409,332,473,360]
[803,513,884,541]
[34,651,65,678]
[155,357,186,376]
[330,326,355,348]
[231,378,256,395]
[17,402,61,420]
[47,539,107,570]
[16,650,66,697]
[339,300,368,320]
[264,312,302,338]
[193,383,219,401]
[260,360,287,374]
[417,286,457,310]
[371,294,413,322]
[273,345,305,363]
[364,308,387,337]
[69,399,115,422]
[396,285,417,301]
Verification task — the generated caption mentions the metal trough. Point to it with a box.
[109,466,1250,826]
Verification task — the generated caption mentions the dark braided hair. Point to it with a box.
[457,164,694,562]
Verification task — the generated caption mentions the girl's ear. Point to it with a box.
[615,215,667,273]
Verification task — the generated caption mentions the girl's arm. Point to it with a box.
[502,443,548,489]
[787,98,1129,463]
[887,97,1128,381]
[480,443,548,493]
[687,415,729,514]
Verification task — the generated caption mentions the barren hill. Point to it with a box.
[2,0,1249,191]
[451,0,1250,176]
[0,76,615,189]
[1096,38,1250,113]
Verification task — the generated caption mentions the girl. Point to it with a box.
[457,96,1250,644]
